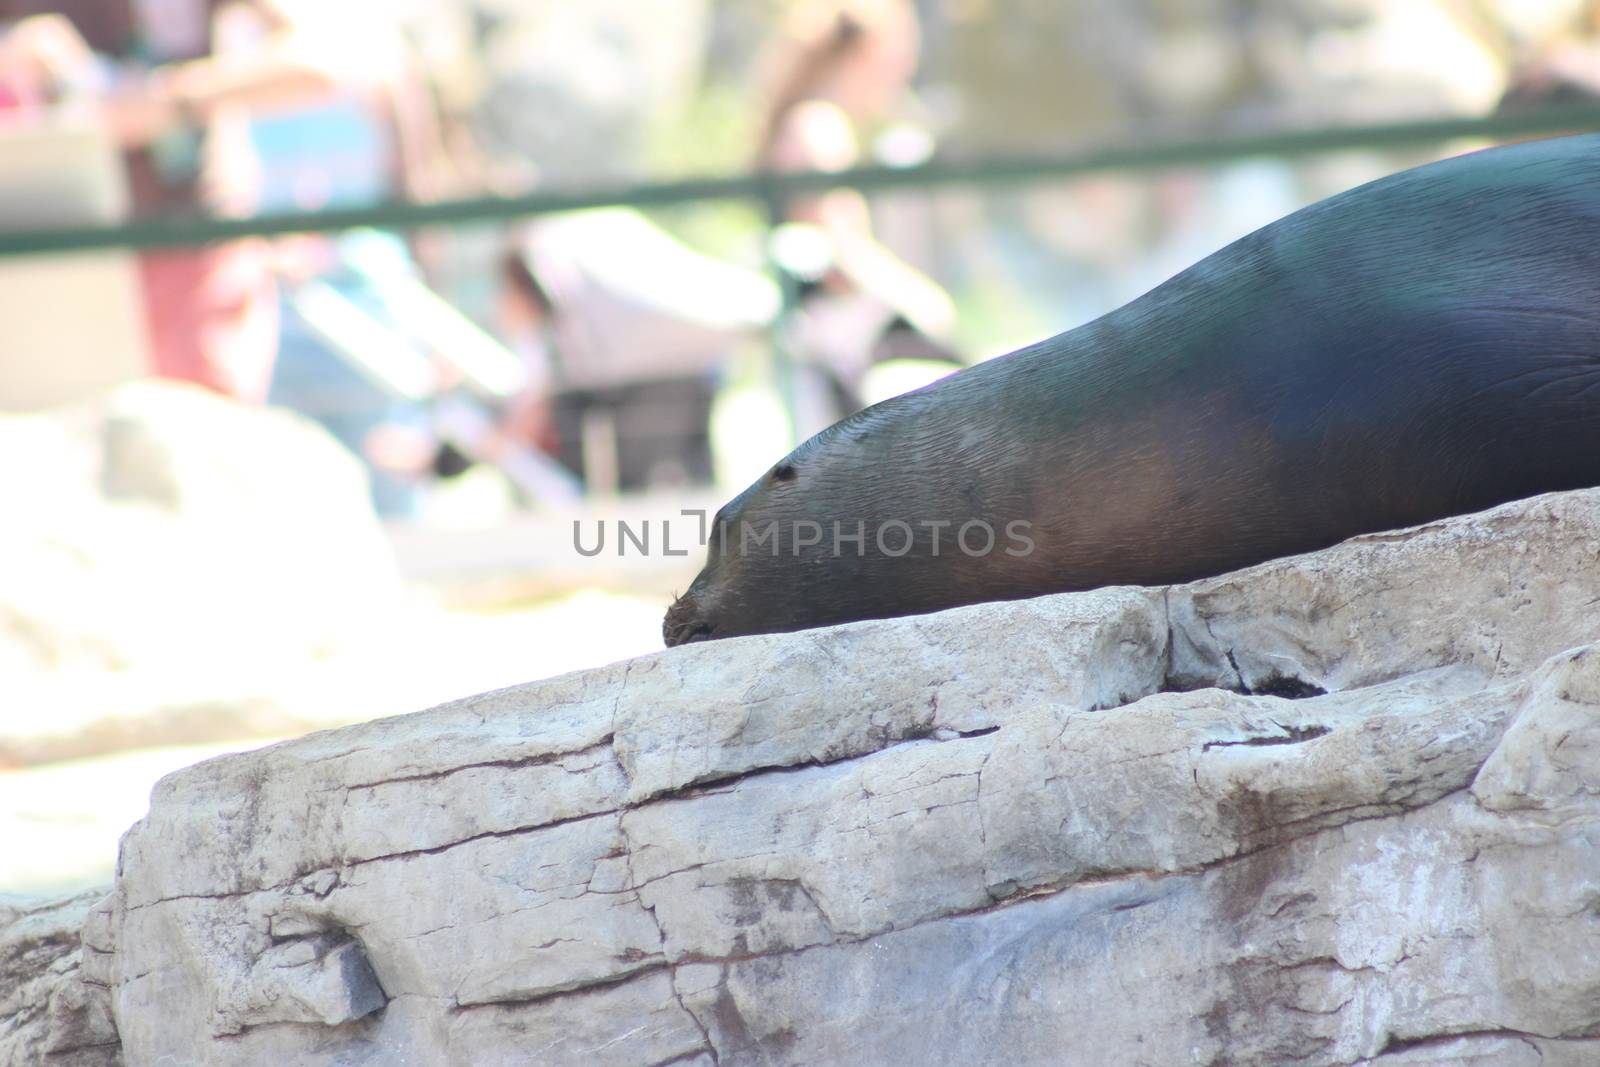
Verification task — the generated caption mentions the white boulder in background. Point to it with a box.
[0,381,399,765]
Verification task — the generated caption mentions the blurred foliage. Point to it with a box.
[639,82,772,271]
[645,81,760,180]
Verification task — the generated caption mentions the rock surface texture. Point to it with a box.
[0,890,121,1067]
[7,489,1600,1066]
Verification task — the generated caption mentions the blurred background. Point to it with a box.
[1,0,1597,896]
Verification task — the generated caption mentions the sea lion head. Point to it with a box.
[662,388,1040,646]
[662,454,817,647]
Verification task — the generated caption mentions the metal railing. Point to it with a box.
[2,104,1598,257]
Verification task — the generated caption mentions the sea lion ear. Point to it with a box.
[772,463,797,482]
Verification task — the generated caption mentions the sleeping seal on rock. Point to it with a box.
[665,134,1600,645]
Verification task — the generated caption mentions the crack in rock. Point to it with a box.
[24,489,1600,1067]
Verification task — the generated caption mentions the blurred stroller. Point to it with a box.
[500,208,781,494]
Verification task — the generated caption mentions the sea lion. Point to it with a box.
[664,133,1600,646]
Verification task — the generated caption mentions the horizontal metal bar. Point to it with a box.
[3,104,1598,257]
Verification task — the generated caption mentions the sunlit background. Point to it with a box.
[2,0,1597,895]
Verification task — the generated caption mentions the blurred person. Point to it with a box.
[239,5,478,516]
[494,247,558,459]
[755,0,960,431]
[0,12,100,111]
[1497,37,1600,116]
[0,0,397,403]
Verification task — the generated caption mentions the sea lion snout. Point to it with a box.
[663,587,715,647]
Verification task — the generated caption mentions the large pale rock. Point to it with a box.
[7,489,1600,1066]
[0,890,119,1067]
[0,381,400,765]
